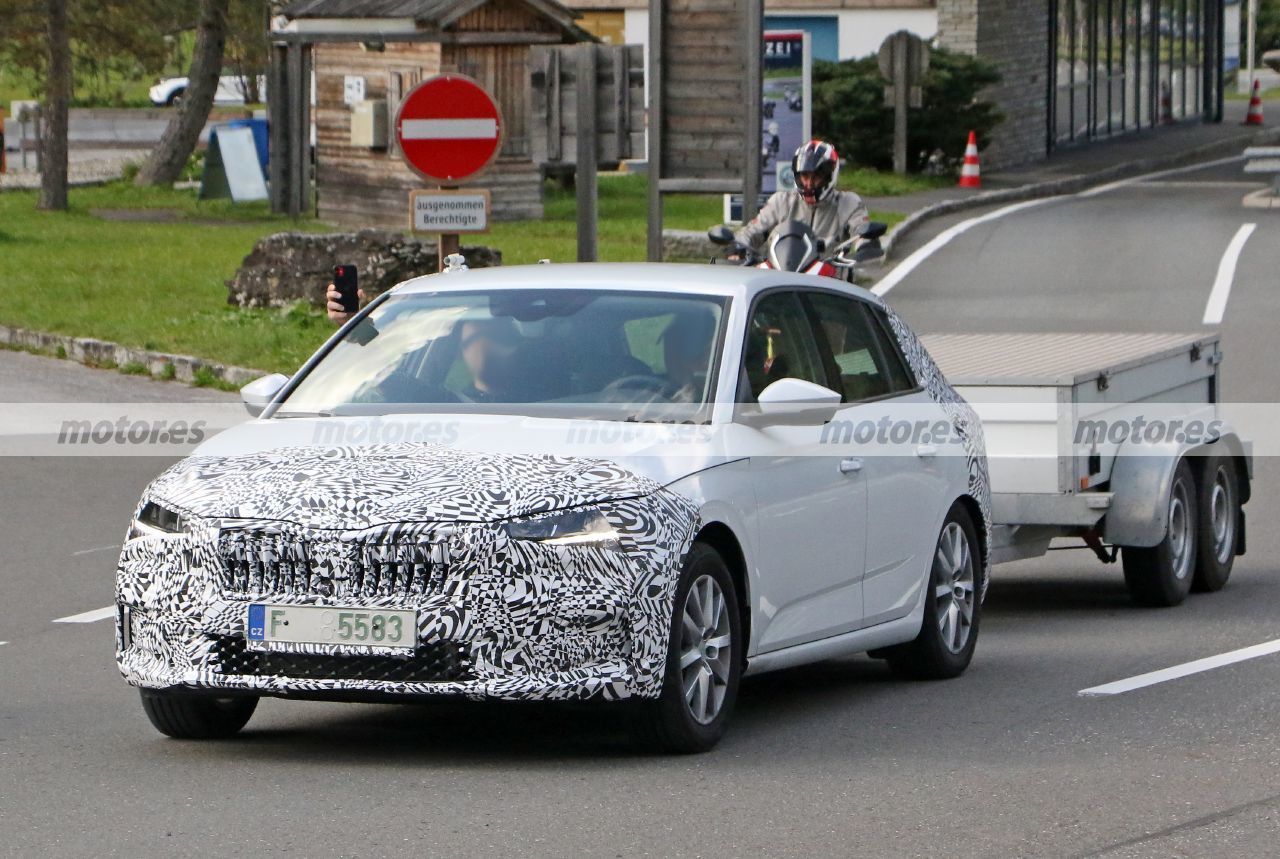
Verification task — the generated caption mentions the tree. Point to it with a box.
[134,0,229,186]
[812,49,1003,173]
[38,0,71,211]
[225,0,272,104]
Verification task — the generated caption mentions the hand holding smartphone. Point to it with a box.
[333,265,359,315]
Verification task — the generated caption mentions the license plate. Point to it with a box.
[246,605,416,651]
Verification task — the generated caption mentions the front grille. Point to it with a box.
[216,529,446,599]
[210,636,473,684]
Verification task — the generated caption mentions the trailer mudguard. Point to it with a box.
[1103,430,1251,548]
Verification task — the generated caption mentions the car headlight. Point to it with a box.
[128,500,189,539]
[504,507,621,551]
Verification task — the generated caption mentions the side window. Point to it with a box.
[803,292,916,403]
[740,292,826,402]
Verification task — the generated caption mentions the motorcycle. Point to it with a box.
[707,219,887,282]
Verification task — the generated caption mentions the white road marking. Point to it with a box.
[1079,638,1280,696]
[53,606,115,624]
[71,544,118,556]
[1203,223,1257,325]
[875,154,1252,298]
[873,199,1057,297]
[400,118,497,140]
[0,641,8,646]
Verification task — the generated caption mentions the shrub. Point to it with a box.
[813,47,1004,173]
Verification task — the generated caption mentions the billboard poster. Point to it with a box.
[725,29,813,223]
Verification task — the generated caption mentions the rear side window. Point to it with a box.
[803,292,916,403]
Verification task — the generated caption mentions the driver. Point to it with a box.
[454,318,520,403]
[734,139,869,254]
[660,309,717,403]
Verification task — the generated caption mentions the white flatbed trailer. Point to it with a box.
[921,332,1252,606]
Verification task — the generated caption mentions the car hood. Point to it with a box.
[145,414,737,529]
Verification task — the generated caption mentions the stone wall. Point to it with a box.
[226,230,501,309]
[937,0,1050,169]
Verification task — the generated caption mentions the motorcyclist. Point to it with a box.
[734,139,869,255]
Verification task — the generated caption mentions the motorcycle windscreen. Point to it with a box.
[767,220,820,272]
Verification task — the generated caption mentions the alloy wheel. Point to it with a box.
[679,574,732,725]
[934,522,976,654]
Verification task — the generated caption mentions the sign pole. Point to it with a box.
[576,44,599,262]
[438,186,461,273]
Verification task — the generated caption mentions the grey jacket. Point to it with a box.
[734,189,870,250]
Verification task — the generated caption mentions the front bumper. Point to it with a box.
[115,495,698,703]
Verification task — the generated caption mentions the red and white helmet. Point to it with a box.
[792,139,840,205]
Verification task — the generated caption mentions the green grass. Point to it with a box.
[1,173,907,379]
[838,167,951,197]
[0,182,333,374]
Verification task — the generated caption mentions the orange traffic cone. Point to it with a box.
[958,131,981,189]
[1245,79,1265,126]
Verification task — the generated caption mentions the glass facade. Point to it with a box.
[1050,0,1225,148]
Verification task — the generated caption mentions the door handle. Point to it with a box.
[839,457,863,474]
[915,444,939,458]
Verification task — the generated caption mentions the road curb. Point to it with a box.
[883,127,1280,261]
[0,323,264,389]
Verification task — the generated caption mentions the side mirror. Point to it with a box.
[240,373,289,417]
[741,377,842,426]
[707,225,736,245]
[856,221,888,240]
[854,242,884,263]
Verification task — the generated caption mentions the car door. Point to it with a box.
[739,290,868,652]
[802,291,952,627]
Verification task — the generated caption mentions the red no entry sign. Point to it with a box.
[394,74,504,184]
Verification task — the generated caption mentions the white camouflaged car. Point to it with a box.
[117,264,990,752]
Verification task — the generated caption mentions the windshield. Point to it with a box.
[277,288,729,421]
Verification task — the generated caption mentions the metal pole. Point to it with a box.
[1247,0,1258,92]
[576,44,599,262]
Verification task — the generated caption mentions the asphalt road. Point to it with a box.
[4,158,1280,857]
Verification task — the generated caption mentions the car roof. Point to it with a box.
[392,262,886,306]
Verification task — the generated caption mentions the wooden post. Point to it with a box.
[742,0,764,223]
[438,233,461,271]
[892,32,909,176]
[286,42,304,218]
[646,0,664,262]
[576,44,599,262]
[267,42,287,214]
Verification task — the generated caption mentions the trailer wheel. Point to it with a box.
[1192,451,1240,593]
[1121,459,1197,607]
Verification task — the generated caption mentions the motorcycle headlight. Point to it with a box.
[504,508,621,551]
[128,500,189,539]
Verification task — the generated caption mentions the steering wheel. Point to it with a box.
[601,373,681,403]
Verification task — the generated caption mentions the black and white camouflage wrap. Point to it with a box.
[883,303,993,596]
[116,447,700,702]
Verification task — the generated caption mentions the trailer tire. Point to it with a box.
[1192,451,1239,593]
[1121,459,1197,607]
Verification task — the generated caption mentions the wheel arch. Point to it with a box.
[955,493,990,585]
[693,521,750,654]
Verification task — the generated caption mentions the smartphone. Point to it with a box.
[333,265,359,314]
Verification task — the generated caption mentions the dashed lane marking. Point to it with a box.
[1079,637,1280,696]
[53,606,115,624]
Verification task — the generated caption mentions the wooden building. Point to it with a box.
[272,0,594,227]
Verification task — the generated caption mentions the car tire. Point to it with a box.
[1192,451,1240,593]
[630,542,742,754]
[140,690,257,739]
[166,89,185,107]
[1122,459,1197,607]
[884,501,982,681]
